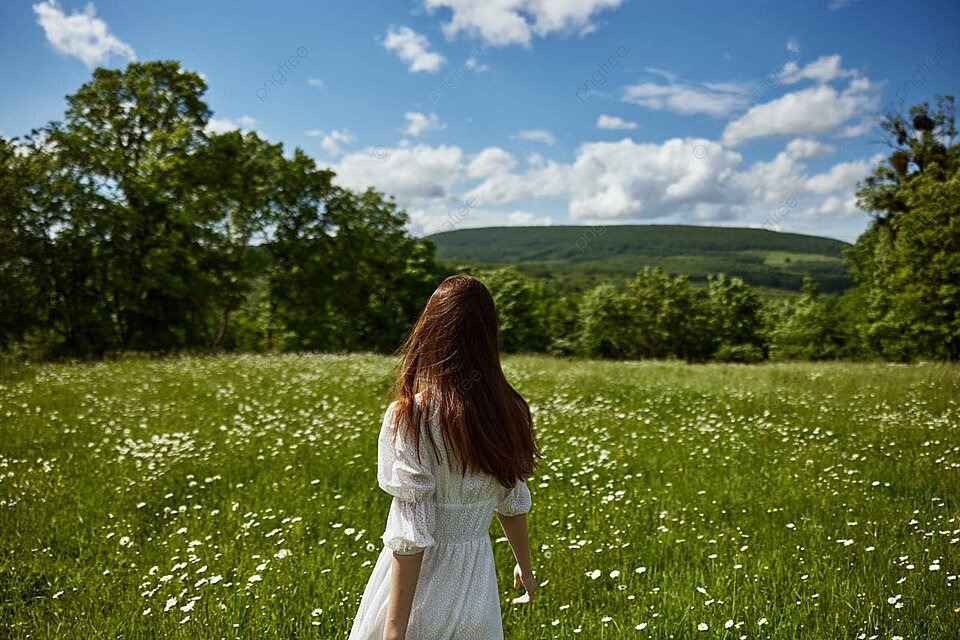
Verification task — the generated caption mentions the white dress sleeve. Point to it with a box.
[494,479,531,516]
[377,402,436,555]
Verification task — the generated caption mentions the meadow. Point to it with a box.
[1,354,957,639]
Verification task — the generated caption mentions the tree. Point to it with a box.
[850,96,960,360]
[476,268,551,353]
[188,131,287,349]
[266,172,440,353]
[579,282,636,359]
[2,60,444,358]
[36,61,213,353]
[0,136,47,351]
[767,278,834,360]
[705,274,765,362]
[578,268,713,361]
[625,267,712,362]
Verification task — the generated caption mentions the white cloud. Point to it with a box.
[467,147,517,178]
[645,67,678,82]
[411,205,552,235]
[463,135,875,235]
[334,144,464,201]
[424,0,623,47]
[804,156,878,194]
[722,81,878,146]
[402,112,446,136]
[807,194,859,218]
[307,129,355,156]
[784,138,835,160]
[464,54,489,72]
[622,80,747,117]
[382,26,445,73]
[564,138,744,220]
[597,114,637,130]
[786,37,800,55]
[465,137,744,222]
[307,78,324,88]
[510,129,556,145]
[327,133,876,241]
[779,55,858,84]
[462,158,567,204]
[206,116,258,135]
[730,149,806,206]
[837,119,874,138]
[33,0,136,68]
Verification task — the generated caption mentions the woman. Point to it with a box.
[349,274,539,640]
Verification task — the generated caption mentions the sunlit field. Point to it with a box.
[1,354,958,639]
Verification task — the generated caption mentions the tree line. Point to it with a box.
[0,62,956,363]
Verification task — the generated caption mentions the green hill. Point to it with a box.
[428,225,853,293]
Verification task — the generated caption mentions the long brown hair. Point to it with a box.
[393,274,538,487]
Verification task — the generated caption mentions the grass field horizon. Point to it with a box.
[2,354,958,638]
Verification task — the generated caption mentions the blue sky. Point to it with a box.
[1,0,958,242]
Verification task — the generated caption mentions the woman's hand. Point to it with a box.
[511,563,537,604]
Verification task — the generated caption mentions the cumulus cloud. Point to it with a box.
[804,156,878,194]
[784,138,836,160]
[597,114,637,130]
[306,129,355,156]
[335,144,464,201]
[564,138,744,220]
[33,0,136,68]
[464,137,746,222]
[382,26,445,73]
[424,0,623,47]
[722,81,878,146]
[467,147,517,178]
[402,112,446,136]
[779,54,858,84]
[329,132,876,241]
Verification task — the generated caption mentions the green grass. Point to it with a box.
[746,251,842,267]
[2,354,958,638]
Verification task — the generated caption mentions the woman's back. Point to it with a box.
[350,401,531,640]
[349,274,536,640]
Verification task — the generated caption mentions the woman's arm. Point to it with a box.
[496,512,536,604]
[383,550,424,640]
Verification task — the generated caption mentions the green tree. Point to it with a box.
[850,95,960,360]
[579,282,635,359]
[3,60,445,358]
[625,267,712,362]
[477,267,551,353]
[0,136,48,351]
[188,131,286,349]
[266,174,440,353]
[768,278,837,360]
[579,268,713,361]
[38,61,213,353]
[705,273,765,362]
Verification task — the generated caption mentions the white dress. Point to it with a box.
[349,401,532,640]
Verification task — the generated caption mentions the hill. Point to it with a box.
[428,225,853,293]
